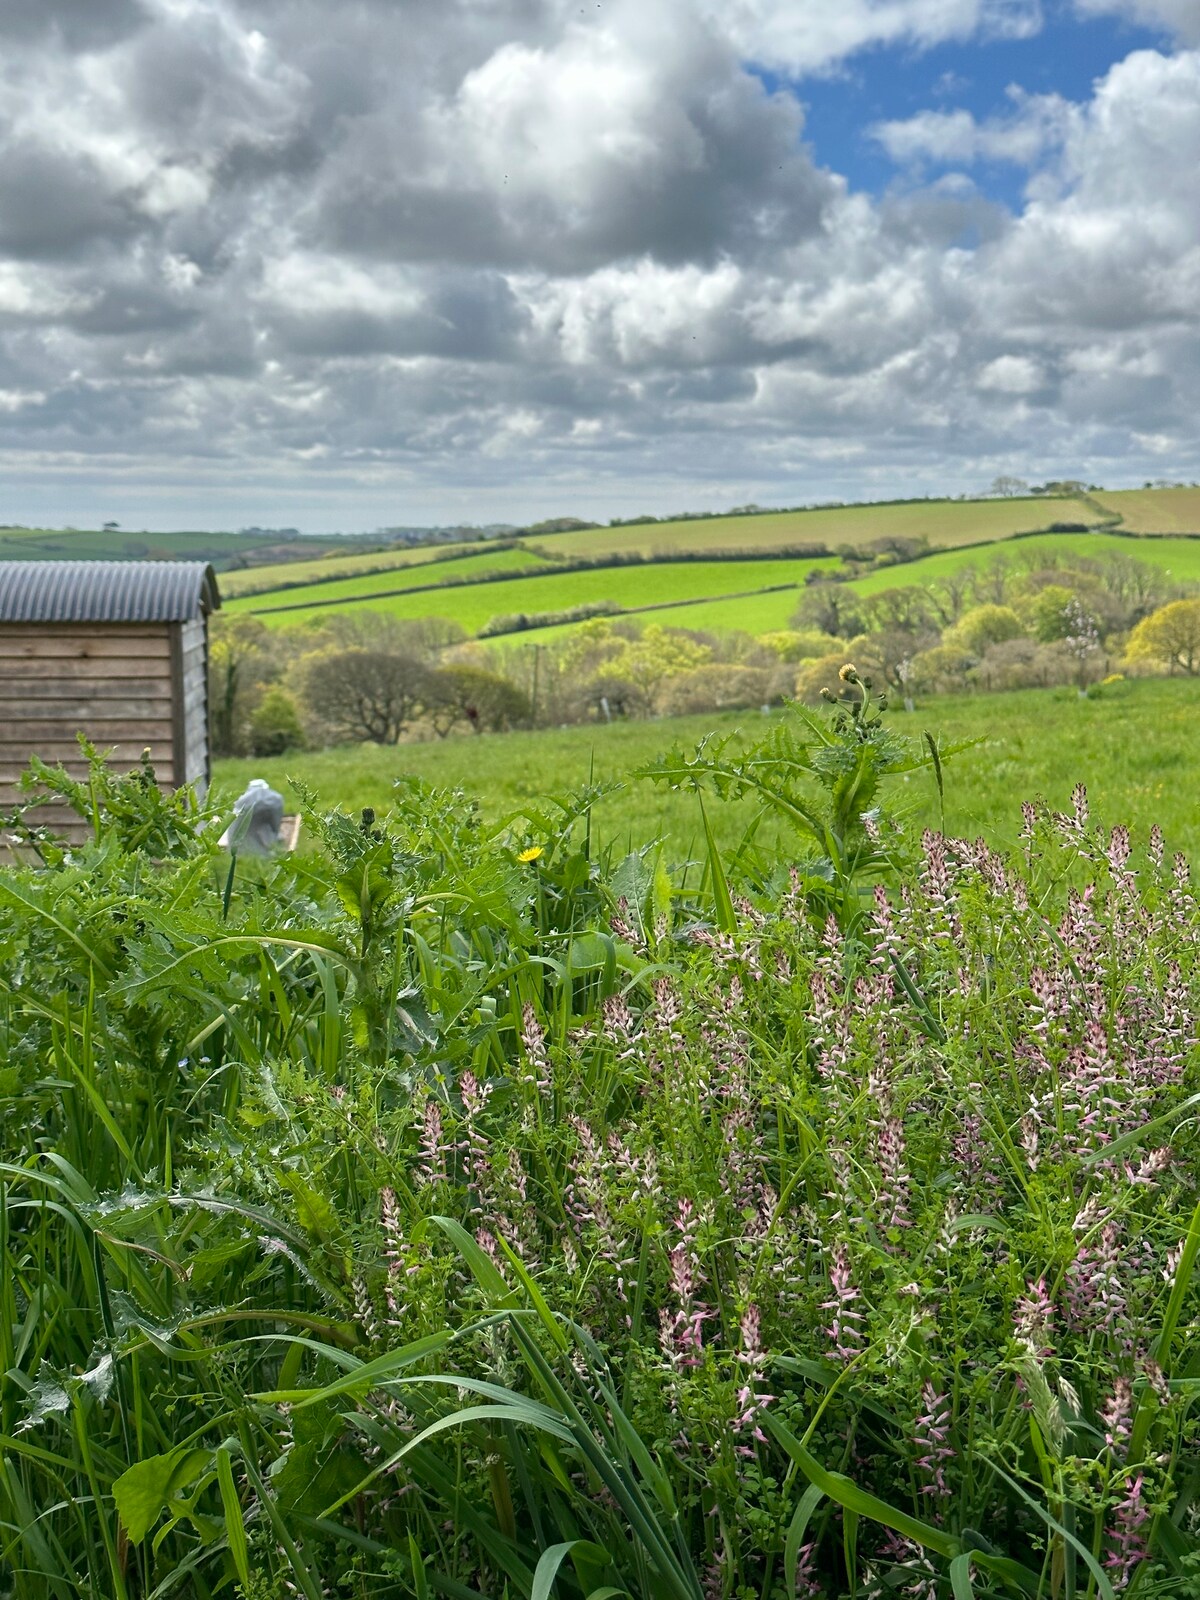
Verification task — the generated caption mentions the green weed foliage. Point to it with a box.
[1,710,1198,1600]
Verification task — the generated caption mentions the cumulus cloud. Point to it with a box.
[871,90,1070,168]
[0,0,1196,525]
[714,0,1043,74]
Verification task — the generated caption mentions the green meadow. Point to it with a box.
[229,552,837,631]
[218,536,522,597]
[235,544,556,615]
[224,529,1200,639]
[214,674,1200,860]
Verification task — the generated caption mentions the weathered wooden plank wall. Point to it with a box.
[0,622,179,837]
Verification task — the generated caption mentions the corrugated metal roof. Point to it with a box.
[0,561,220,623]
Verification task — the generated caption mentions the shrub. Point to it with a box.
[758,628,847,662]
[1125,597,1200,675]
[659,662,773,715]
[945,602,1025,654]
[249,685,308,756]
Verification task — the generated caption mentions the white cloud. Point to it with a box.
[872,90,1070,167]
[712,0,1042,74]
[978,354,1044,392]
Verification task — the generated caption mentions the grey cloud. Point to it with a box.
[0,0,150,52]
[0,1,1196,523]
[310,14,836,273]
[266,271,529,361]
[0,139,142,259]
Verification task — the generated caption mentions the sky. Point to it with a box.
[0,0,1198,532]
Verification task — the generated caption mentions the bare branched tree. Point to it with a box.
[306,651,429,743]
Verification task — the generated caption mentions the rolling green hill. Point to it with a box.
[228,553,837,631]
[519,494,1100,558]
[218,536,519,596]
[1090,486,1200,533]
[225,525,1200,642]
[0,524,394,570]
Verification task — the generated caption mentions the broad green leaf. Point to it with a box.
[113,1446,212,1543]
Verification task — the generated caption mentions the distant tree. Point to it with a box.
[792,583,865,639]
[945,604,1025,655]
[758,629,846,662]
[102,520,120,531]
[860,586,935,635]
[925,567,976,627]
[619,625,711,714]
[1125,599,1200,676]
[1062,599,1103,689]
[306,651,429,743]
[208,614,275,757]
[908,643,975,695]
[249,687,307,756]
[851,625,940,695]
[423,665,530,736]
[990,476,1029,497]
[1019,584,1079,643]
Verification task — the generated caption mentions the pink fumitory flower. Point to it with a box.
[912,1382,955,1503]
[822,1242,865,1360]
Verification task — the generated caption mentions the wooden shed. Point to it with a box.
[0,560,220,837]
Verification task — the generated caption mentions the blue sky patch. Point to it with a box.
[754,8,1169,211]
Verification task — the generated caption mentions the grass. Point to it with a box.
[1093,486,1200,532]
[232,546,556,614]
[227,554,836,631]
[214,675,1200,860]
[7,690,1200,1598]
[519,494,1100,558]
[219,537,522,597]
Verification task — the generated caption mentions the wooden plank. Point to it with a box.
[0,657,174,682]
[0,635,171,661]
[2,719,176,742]
[0,678,173,702]
[0,624,167,642]
[170,624,186,794]
[0,697,174,720]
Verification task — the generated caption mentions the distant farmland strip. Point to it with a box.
[239,555,837,632]
[221,540,542,598]
[519,494,1102,558]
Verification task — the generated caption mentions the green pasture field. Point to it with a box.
[1093,486,1200,533]
[852,528,1200,592]
[230,554,836,632]
[229,545,556,614]
[517,530,1200,642]
[223,522,1200,644]
[520,494,1099,559]
[214,675,1200,862]
[219,537,519,597]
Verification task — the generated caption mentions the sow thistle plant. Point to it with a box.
[0,712,1196,1600]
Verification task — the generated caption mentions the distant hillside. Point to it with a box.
[225,492,1200,639]
[0,524,391,570]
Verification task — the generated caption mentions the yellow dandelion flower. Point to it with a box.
[517,845,544,863]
